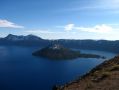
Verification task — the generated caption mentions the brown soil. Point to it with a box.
[56,55,119,90]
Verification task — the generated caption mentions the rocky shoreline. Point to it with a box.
[54,55,119,90]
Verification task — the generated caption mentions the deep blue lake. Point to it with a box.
[0,46,117,90]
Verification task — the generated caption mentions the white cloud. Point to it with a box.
[26,30,65,34]
[25,29,77,39]
[75,24,113,33]
[25,24,119,40]
[64,0,119,12]
[101,0,119,9]
[0,19,24,28]
[108,23,119,26]
[64,24,74,31]
[58,24,115,33]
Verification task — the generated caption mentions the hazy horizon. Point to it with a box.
[0,33,118,41]
[0,0,119,40]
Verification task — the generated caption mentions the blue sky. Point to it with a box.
[0,0,119,40]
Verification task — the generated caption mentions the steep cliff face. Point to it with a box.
[56,55,119,90]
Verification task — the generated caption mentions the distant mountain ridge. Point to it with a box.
[5,34,42,41]
[0,34,119,53]
[0,34,49,47]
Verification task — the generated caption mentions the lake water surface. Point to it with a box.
[0,46,117,90]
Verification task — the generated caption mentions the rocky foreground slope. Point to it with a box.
[55,55,119,90]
